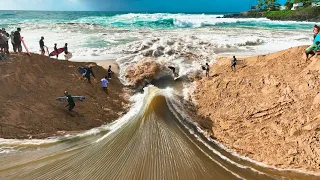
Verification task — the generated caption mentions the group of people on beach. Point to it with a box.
[39,36,71,60]
[1,27,114,112]
[65,65,114,111]
[0,27,72,60]
[202,56,238,77]
[0,28,23,59]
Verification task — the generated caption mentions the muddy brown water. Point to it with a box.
[0,87,318,180]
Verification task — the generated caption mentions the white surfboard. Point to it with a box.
[56,96,86,102]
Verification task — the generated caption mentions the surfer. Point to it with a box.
[64,43,68,54]
[54,43,58,58]
[1,28,9,54]
[0,30,7,55]
[10,31,15,53]
[39,36,45,55]
[100,76,109,94]
[84,66,95,83]
[168,66,178,77]
[305,41,320,61]
[13,28,22,54]
[64,91,75,111]
[107,65,114,79]
[205,63,210,77]
[231,56,237,72]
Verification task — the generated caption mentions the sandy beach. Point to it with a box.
[0,54,129,139]
[193,46,320,173]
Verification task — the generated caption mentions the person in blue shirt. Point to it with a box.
[100,76,109,94]
[305,41,320,61]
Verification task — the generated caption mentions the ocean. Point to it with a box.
[1,11,320,179]
[0,10,315,82]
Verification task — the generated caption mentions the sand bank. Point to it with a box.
[193,46,320,172]
[0,54,129,139]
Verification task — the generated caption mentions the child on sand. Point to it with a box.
[101,76,109,94]
[305,41,320,61]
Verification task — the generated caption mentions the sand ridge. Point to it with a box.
[0,54,130,139]
[193,46,320,172]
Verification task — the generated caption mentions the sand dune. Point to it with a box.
[0,54,129,139]
[193,46,320,172]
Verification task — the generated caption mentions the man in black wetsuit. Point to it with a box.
[13,28,22,54]
[231,56,237,72]
[107,65,113,79]
[84,66,95,83]
[39,36,45,55]
[64,43,68,54]
[168,66,178,77]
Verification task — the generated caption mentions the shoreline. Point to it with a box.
[192,46,320,173]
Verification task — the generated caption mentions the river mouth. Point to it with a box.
[0,86,319,179]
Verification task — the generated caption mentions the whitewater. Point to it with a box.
[0,11,314,61]
[1,10,320,179]
[1,11,314,84]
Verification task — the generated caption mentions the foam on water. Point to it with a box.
[0,11,313,61]
[0,91,147,153]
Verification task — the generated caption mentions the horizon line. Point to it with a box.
[0,9,242,14]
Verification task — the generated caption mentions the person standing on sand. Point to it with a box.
[84,66,95,83]
[314,25,320,40]
[64,91,75,111]
[0,30,7,55]
[39,36,45,55]
[1,28,9,54]
[13,28,22,54]
[54,43,58,59]
[64,43,68,55]
[205,63,210,77]
[305,41,320,61]
[231,56,237,72]
[10,31,15,53]
[100,76,109,94]
[107,65,114,80]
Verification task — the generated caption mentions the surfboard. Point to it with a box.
[56,96,87,102]
[64,52,73,60]
[77,66,87,76]
[49,48,64,56]
[21,37,31,56]
[44,45,49,56]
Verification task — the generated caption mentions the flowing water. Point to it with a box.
[1,11,320,179]
[0,87,319,179]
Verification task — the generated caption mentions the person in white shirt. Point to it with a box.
[101,76,109,94]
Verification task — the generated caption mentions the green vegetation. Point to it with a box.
[284,0,293,10]
[264,6,320,20]
[257,0,281,10]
